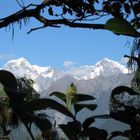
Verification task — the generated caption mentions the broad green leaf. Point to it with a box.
[83,114,110,129]
[22,98,74,119]
[50,92,66,102]
[72,94,96,103]
[74,103,97,114]
[79,127,108,140]
[59,121,81,140]
[105,18,140,37]
[65,83,77,111]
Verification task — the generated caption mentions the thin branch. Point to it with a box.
[35,15,105,29]
[27,26,46,34]
[16,0,23,8]
[129,0,137,20]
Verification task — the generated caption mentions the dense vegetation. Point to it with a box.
[0,0,140,140]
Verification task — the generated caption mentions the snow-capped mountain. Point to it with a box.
[1,57,132,138]
[66,58,128,80]
[2,57,129,93]
[2,58,65,92]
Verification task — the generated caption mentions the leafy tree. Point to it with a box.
[17,76,40,101]
[0,0,140,37]
[108,38,140,140]
[124,38,140,92]
[0,70,74,140]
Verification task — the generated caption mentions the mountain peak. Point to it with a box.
[6,57,30,67]
[96,58,119,65]
[91,58,128,78]
[1,57,129,91]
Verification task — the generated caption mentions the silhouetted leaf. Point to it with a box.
[79,127,108,140]
[108,131,130,140]
[83,117,95,129]
[124,3,131,14]
[72,94,96,103]
[111,86,139,99]
[63,6,68,14]
[105,18,140,37]
[48,7,53,15]
[22,99,74,119]
[68,9,72,15]
[83,114,110,129]
[59,121,81,140]
[4,87,26,105]
[0,70,17,89]
[50,92,66,102]
[27,113,52,131]
[110,111,136,125]
[74,103,97,114]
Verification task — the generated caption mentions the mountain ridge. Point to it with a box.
[1,57,129,93]
[1,57,132,138]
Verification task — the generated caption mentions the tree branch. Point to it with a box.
[0,1,139,38]
[0,6,105,31]
[0,1,105,31]
[35,15,105,29]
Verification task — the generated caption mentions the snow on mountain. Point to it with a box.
[66,58,128,80]
[1,57,133,134]
[2,57,65,92]
[1,57,129,93]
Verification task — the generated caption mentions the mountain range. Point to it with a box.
[2,57,129,93]
[1,57,133,139]
[1,57,132,116]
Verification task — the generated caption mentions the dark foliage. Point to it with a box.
[0,70,73,140]
[0,0,140,37]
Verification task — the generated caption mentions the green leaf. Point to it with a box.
[83,114,110,129]
[105,18,140,37]
[72,94,96,103]
[50,92,66,102]
[65,83,77,112]
[79,127,108,140]
[66,83,77,96]
[59,121,81,140]
[74,103,97,114]
[22,98,74,119]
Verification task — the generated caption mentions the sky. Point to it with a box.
[0,0,134,70]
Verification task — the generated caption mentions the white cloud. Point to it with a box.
[63,60,76,67]
[0,54,14,60]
